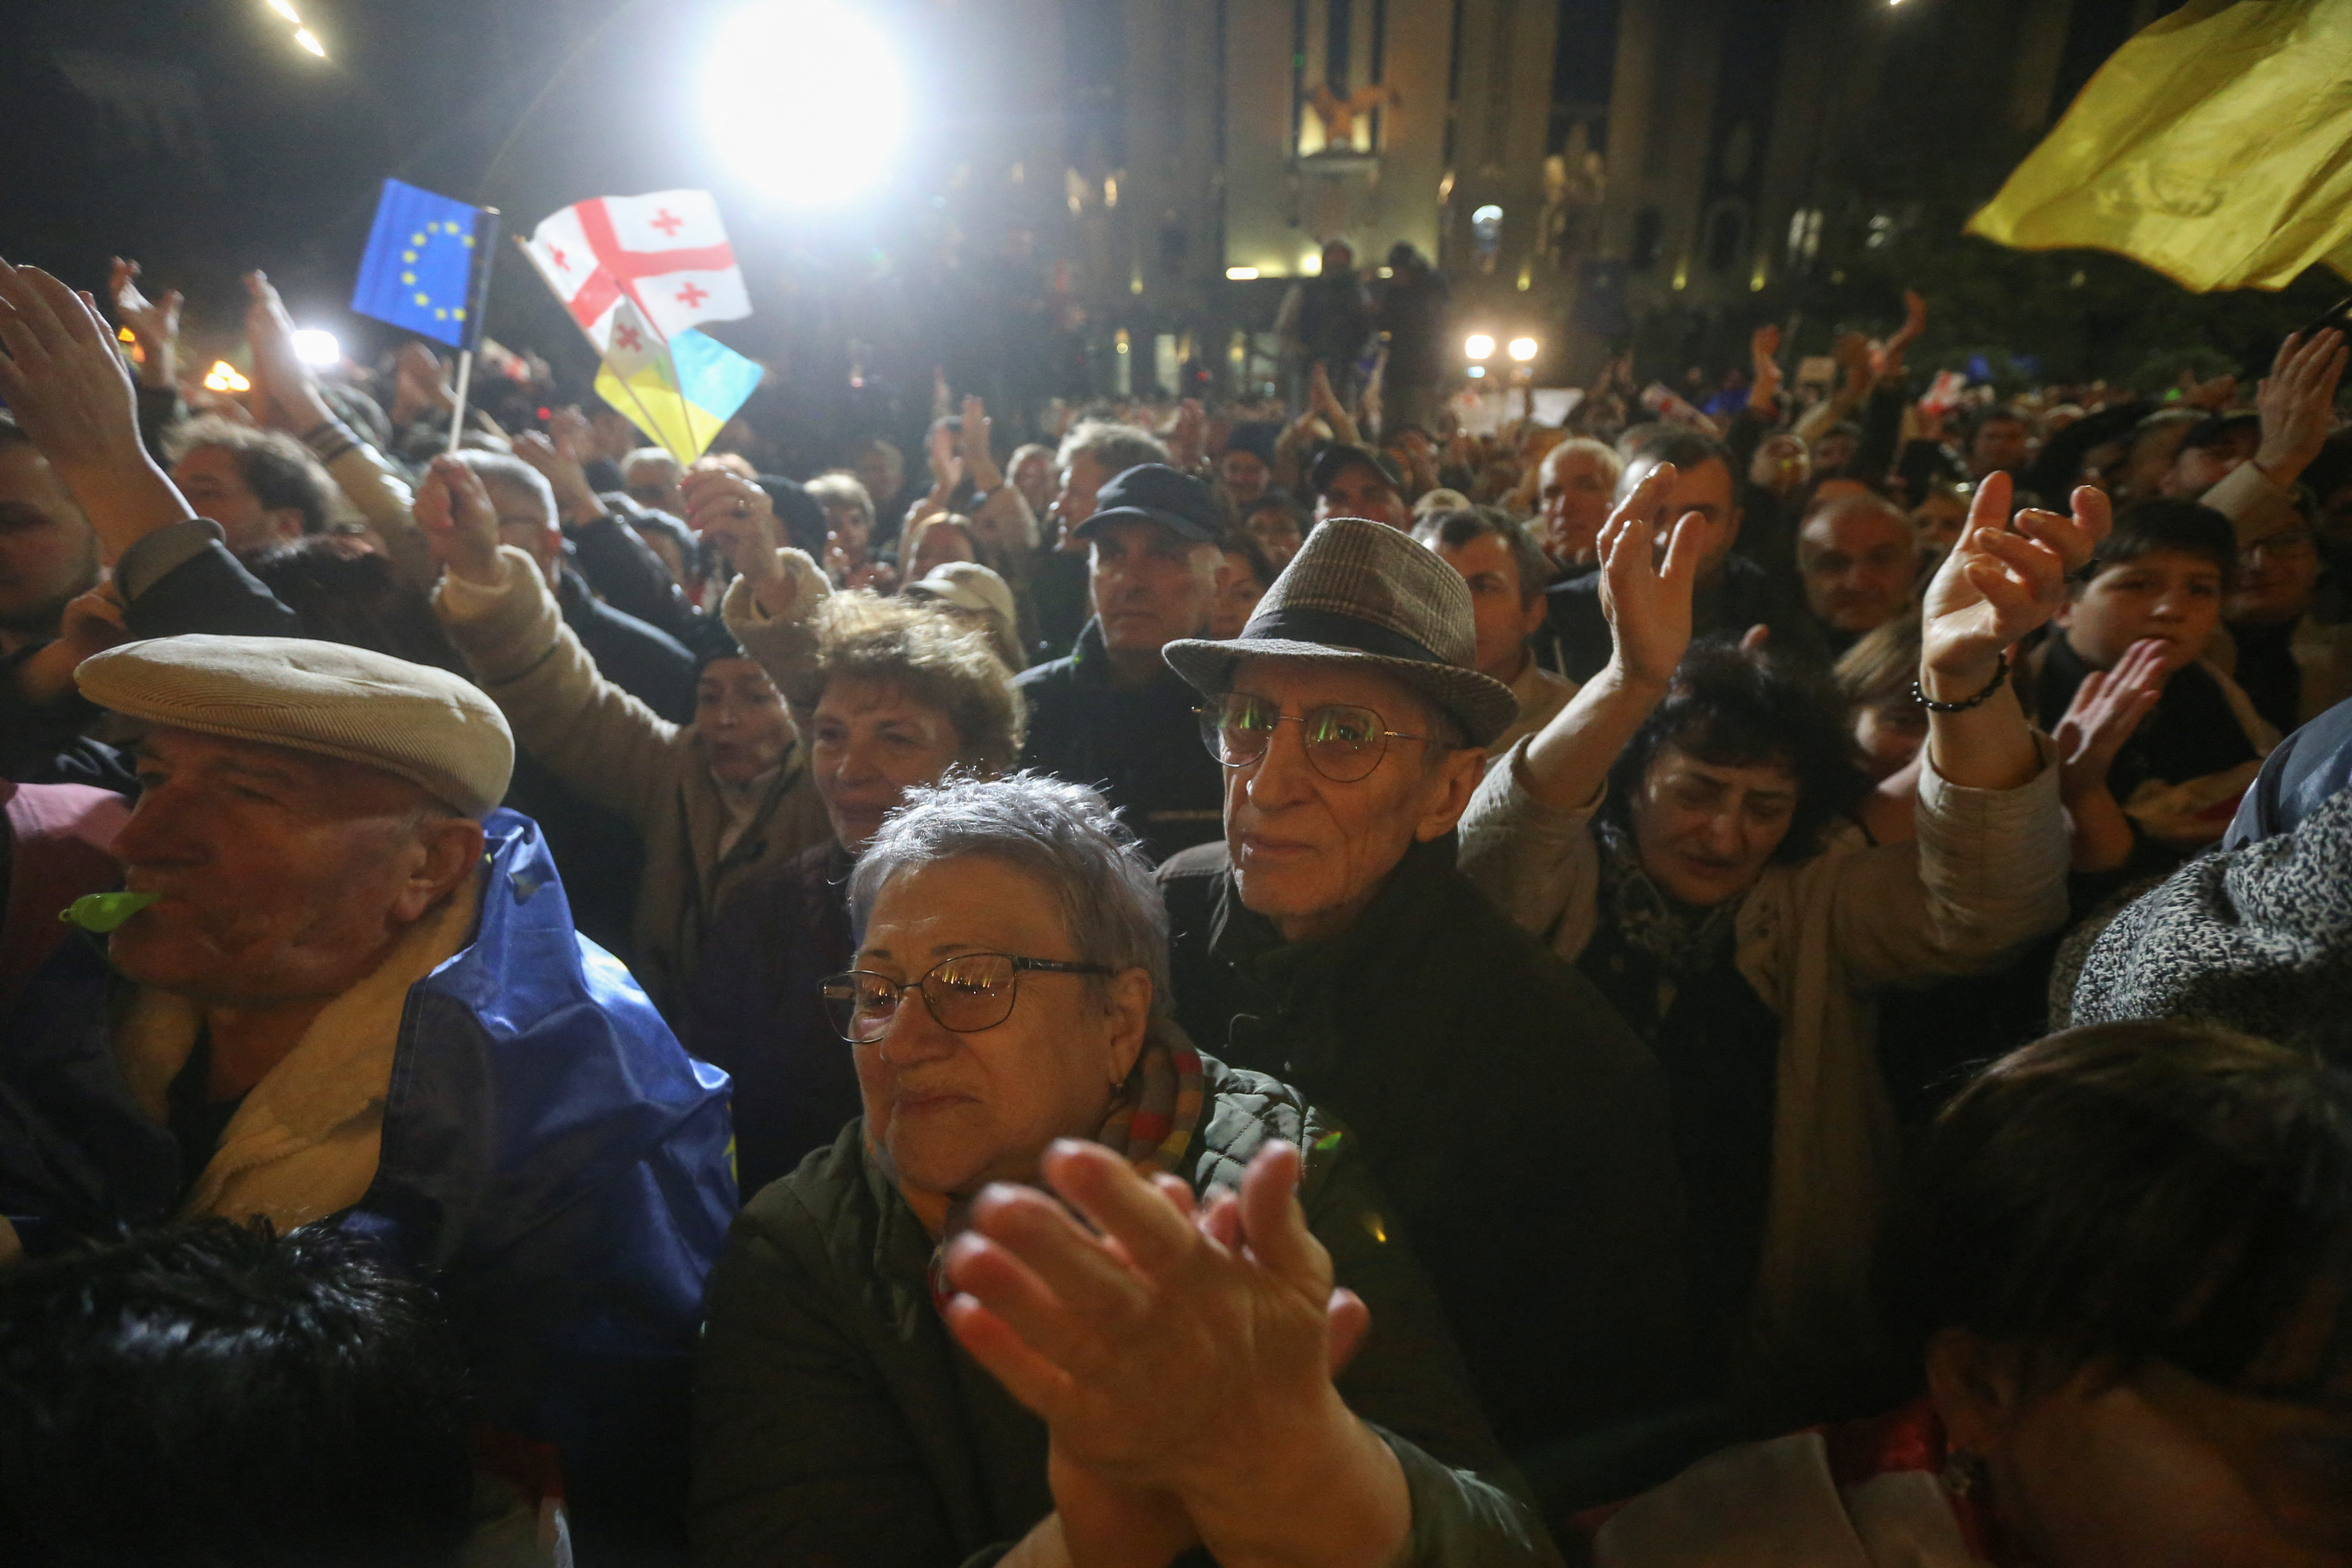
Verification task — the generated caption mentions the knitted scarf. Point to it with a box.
[1593,816,1744,987]
[913,1024,1206,1312]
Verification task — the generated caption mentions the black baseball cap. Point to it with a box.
[1075,464,1222,544]
[1309,443,1407,499]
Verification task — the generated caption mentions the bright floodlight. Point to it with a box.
[293,328,340,368]
[1464,333,1495,360]
[1225,266,1259,280]
[265,0,300,20]
[1507,336,1538,362]
[202,361,252,393]
[294,26,325,56]
[705,2,905,204]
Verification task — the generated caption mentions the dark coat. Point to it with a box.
[1011,617,1226,862]
[684,837,862,1200]
[2,521,298,789]
[690,1054,1562,1568]
[0,813,738,1556]
[1158,838,1698,1510]
[1534,554,1828,682]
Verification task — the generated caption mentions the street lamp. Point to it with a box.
[293,329,341,368]
[705,2,906,204]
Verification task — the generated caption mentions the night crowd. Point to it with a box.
[2,238,2350,1568]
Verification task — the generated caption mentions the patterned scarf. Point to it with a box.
[1593,816,1744,987]
[916,1024,1205,1313]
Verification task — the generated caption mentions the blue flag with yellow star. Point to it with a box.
[351,179,486,348]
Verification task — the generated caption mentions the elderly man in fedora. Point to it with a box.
[0,632,737,1558]
[1158,516,1696,1512]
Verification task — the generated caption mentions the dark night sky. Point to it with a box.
[0,0,1093,418]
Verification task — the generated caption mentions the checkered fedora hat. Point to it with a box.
[1163,516,1519,746]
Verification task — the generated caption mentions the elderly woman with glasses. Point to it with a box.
[690,774,1558,1568]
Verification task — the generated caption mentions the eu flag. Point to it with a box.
[352,179,486,349]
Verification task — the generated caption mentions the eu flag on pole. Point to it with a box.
[352,179,487,348]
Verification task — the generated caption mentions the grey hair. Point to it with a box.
[849,772,1173,1017]
[1055,420,1170,478]
[455,450,556,527]
[804,471,875,524]
[622,446,681,478]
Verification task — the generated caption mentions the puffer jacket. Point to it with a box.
[434,546,831,1016]
[690,1052,1562,1568]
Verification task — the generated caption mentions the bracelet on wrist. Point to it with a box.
[1913,650,2010,714]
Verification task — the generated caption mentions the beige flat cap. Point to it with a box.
[76,636,514,817]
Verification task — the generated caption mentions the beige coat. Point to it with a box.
[1457,738,2068,1392]
[435,547,830,1014]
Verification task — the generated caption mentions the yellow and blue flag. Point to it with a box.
[352,179,488,348]
[590,297,764,464]
[1966,0,2352,292]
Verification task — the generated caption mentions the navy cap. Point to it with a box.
[1308,443,1406,500]
[1075,463,1222,544]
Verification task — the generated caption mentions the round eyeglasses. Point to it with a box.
[1197,691,1425,783]
[819,952,1114,1044]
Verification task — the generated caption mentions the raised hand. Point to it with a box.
[416,453,502,584]
[1875,289,1927,379]
[1165,397,1207,470]
[1749,323,1783,413]
[0,258,195,554]
[959,394,1004,492]
[392,342,454,426]
[2055,636,2166,803]
[240,270,332,431]
[1920,471,2107,689]
[512,428,603,524]
[1595,462,1705,690]
[109,258,181,390]
[2254,328,2347,488]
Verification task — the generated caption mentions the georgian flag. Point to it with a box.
[522,188,750,348]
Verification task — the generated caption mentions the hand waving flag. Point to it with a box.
[520,189,760,464]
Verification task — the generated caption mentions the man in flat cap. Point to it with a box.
[0,634,736,1558]
[1157,516,1695,1514]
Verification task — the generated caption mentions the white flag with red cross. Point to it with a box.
[521,188,750,350]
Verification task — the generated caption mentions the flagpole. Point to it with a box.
[513,235,683,461]
[446,206,502,456]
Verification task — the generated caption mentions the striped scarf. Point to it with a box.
[921,1025,1205,1312]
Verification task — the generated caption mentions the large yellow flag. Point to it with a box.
[1966,0,2352,292]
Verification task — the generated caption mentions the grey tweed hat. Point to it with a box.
[1163,516,1519,746]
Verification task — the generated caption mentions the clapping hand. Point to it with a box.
[2055,637,2166,802]
[108,258,180,389]
[944,1139,1402,1567]
[1595,462,1705,691]
[2254,327,2347,487]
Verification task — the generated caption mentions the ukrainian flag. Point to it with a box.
[594,327,764,466]
[352,179,486,348]
[1966,0,2352,292]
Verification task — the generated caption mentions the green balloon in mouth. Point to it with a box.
[59,891,161,933]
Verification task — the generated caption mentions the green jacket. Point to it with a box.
[691,1055,1562,1567]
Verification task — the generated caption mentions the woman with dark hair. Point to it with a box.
[1460,467,2078,1419]
[1586,1019,2352,1566]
